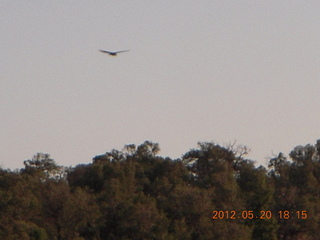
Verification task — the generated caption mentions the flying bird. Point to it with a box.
[99,49,130,56]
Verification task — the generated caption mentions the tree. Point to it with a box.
[237,161,277,239]
[136,140,160,158]
[268,140,320,239]
[59,188,101,239]
[0,169,49,239]
[182,142,251,238]
[22,153,63,181]
[3,139,320,239]
[182,143,241,205]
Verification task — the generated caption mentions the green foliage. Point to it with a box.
[1,140,320,239]
[237,162,277,239]
[22,153,64,181]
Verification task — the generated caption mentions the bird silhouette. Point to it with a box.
[99,49,129,56]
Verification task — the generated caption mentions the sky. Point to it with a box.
[1,1,320,170]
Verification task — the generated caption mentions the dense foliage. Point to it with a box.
[1,140,320,239]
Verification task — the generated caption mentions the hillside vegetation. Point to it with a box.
[1,140,320,240]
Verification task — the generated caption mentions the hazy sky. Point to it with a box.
[1,1,320,170]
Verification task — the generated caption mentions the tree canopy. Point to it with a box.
[1,140,320,239]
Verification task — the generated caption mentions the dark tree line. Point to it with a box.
[1,140,320,239]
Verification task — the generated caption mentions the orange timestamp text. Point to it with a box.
[212,210,308,220]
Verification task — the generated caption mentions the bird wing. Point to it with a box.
[99,49,114,54]
[115,49,130,53]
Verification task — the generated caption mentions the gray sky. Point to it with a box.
[1,1,320,170]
